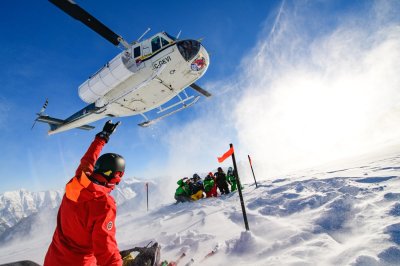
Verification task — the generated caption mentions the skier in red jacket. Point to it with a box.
[44,120,125,266]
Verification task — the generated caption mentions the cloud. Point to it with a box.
[234,0,400,176]
[154,0,400,197]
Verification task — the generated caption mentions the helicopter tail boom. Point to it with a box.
[36,115,95,133]
[32,99,96,134]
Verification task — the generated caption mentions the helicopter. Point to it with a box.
[34,0,211,135]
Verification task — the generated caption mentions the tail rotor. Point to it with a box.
[31,99,49,129]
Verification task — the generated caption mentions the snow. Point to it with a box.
[0,189,63,238]
[0,150,399,265]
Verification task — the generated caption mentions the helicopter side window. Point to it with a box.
[161,37,169,47]
[151,36,161,53]
[133,46,141,58]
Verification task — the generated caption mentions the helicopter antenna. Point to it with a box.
[176,30,182,39]
[135,28,151,43]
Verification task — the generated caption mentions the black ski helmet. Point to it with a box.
[93,153,125,182]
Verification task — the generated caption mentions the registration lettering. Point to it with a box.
[152,56,171,70]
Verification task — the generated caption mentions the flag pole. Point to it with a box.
[230,144,250,231]
[248,155,258,188]
[146,183,149,211]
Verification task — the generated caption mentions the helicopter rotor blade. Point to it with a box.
[49,0,128,48]
[190,83,212,97]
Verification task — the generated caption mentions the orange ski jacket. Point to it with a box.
[44,137,122,266]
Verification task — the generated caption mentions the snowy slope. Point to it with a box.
[0,151,399,265]
[114,153,400,266]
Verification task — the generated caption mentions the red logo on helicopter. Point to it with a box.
[191,56,206,71]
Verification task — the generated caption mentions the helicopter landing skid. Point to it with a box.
[138,95,200,127]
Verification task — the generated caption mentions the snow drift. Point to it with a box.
[0,148,399,265]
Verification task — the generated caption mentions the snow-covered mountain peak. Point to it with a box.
[0,189,63,239]
[0,177,156,246]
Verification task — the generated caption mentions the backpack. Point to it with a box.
[0,261,40,266]
[120,242,161,266]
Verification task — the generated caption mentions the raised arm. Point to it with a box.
[75,120,121,178]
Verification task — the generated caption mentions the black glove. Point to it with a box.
[96,120,121,143]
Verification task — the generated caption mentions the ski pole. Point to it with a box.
[248,155,258,188]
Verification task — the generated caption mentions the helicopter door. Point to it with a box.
[142,40,151,56]
[132,45,144,70]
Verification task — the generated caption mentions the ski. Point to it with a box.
[165,252,186,266]
[200,245,219,262]
[182,245,219,266]
[161,252,186,266]
[175,252,186,264]
[183,258,194,266]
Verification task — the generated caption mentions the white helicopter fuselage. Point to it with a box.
[47,32,209,134]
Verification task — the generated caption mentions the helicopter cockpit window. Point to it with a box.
[164,32,177,41]
[151,36,161,53]
[133,46,141,58]
[161,37,169,47]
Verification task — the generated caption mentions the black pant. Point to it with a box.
[174,195,192,203]
[217,183,230,194]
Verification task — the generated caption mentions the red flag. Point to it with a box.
[218,146,234,163]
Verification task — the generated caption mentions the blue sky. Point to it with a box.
[0,0,280,192]
[1,0,400,193]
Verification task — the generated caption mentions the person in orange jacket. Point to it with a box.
[44,120,125,266]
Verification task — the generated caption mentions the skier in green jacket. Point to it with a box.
[204,172,218,197]
[226,167,237,191]
[174,177,192,203]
